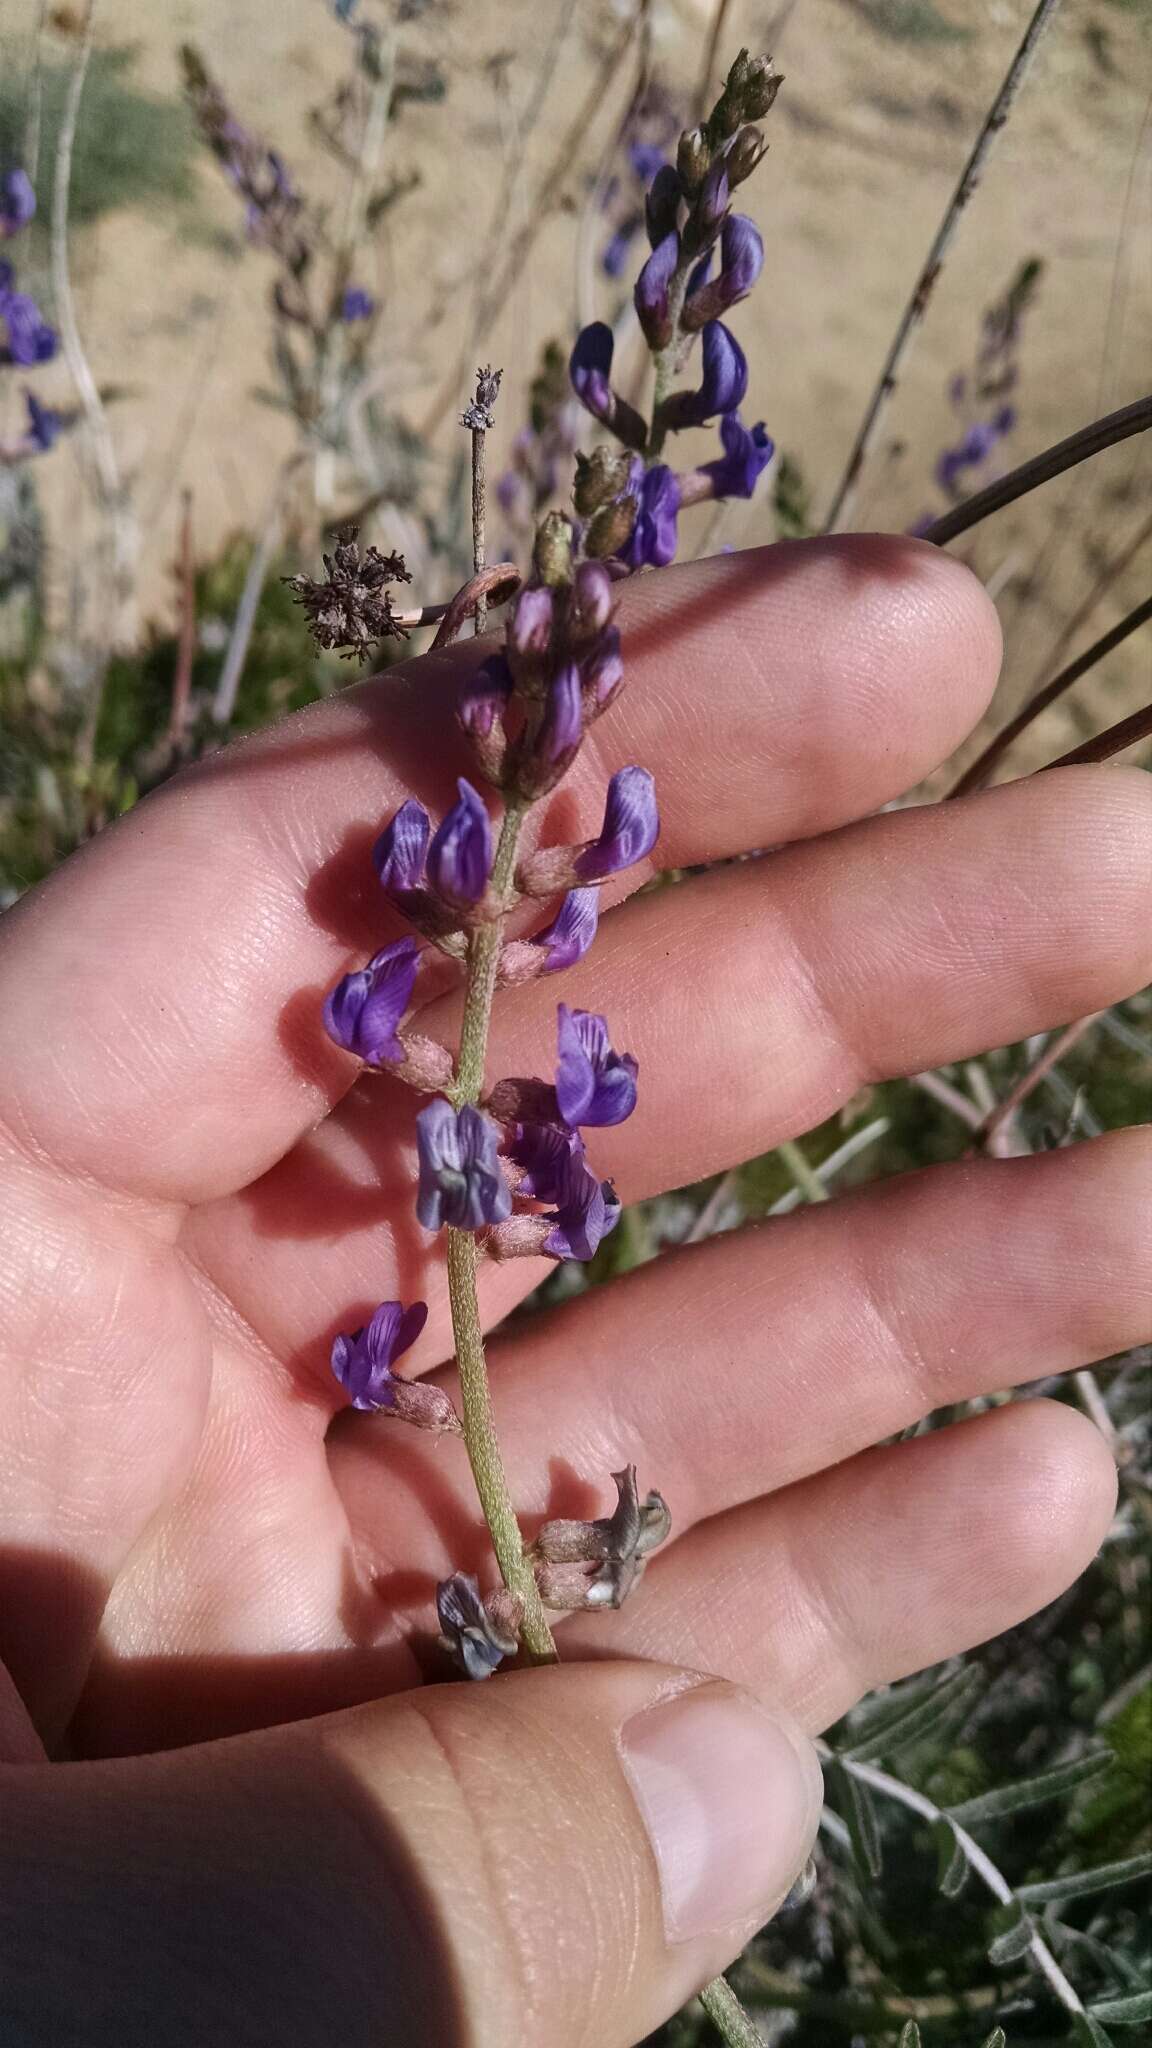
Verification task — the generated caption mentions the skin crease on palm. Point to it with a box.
[0,536,1150,2046]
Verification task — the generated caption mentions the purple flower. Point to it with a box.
[720,213,764,300]
[572,560,614,634]
[634,230,679,349]
[0,265,57,367]
[426,779,492,909]
[24,390,61,454]
[0,169,35,238]
[694,158,730,238]
[569,322,647,452]
[529,888,600,973]
[330,1299,428,1410]
[582,625,624,712]
[506,584,554,686]
[416,1098,512,1232]
[555,1004,638,1128]
[460,653,513,740]
[323,935,420,1065]
[699,411,774,499]
[509,1118,583,1200]
[628,139,667,184]
[437,1573,519,1680]
[543,1142,622,1261]
[341,286,374,321]
[620,464,681,570]
[536,664,584,771]
[374,796,431,895]
[576,766,659,880]
[659,320,747,432]
[602,222,637,279]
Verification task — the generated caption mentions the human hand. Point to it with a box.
[1,538,1149,2045]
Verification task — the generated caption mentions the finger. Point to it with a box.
[2,1662,822,2048]
[0,539,997,1205]
[562,1400,1119,1733]
[327,1129,1150,1565]
[190,767,1152,1368]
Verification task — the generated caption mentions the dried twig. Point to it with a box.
[167,492,197,754]
[911,1069,985,1131]
[212,454,304,728]
[1020,506,1152,712]
[52,5,137,756]
[949,593,1152,796]
[1040,696,1152,770]
[695,0,735,122]
[824,0,1064,534]
[429,563,520,652]
[975,1015,1101,1152]
[461,367,502,633]
[921,394,1152,548]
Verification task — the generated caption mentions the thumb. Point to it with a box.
[1,1659,822,2048]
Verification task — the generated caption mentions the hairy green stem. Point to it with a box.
[446,801,558,1663]
[699,1974,764,2047]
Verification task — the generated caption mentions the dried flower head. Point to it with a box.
[284,529,412,661]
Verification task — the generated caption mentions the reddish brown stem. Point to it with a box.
[167,491,196,754]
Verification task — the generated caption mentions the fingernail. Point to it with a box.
[619,1683,822,1945]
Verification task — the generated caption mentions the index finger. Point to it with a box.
[0,538,998,1206]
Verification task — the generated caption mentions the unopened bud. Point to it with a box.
[533,510,574,588]
[529,1466,672,1611]
[573,445,636,517]
[735,53,782,122]
[389,1032,457,1094]
[728,123,766,187]
[644,163,681,246]
[386,1378,464,1437]
[585,492,639,561]
[677,125,710,196]
[571,560,615,635]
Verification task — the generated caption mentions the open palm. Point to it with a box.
[2,536,1149,1769]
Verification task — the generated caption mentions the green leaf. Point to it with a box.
[1073,2016,1115,2048]
[842,1664,982,1762]
[898,2024,922,2048]
[1088,1991,1152,2026]
[948,1751,1114,1825]
[978,2031,1006,2048]
[987,1901,1035,1966]
[834,1761,884,1879]
[933,1817,970,1898]
[1018,1850,1152,1905]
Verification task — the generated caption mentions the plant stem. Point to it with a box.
[823,0,1063,534]
[776,1136,829,1206]
[920,394,1152,549]
[699,1974,764,2047]
[446,800,558,1664]
[949,593,1152,797]
[471,428,488,634]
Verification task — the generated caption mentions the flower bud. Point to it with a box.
[437,1573,521,1680]
[531,1466,671,1609]
[508,584,554,667]
[581,626,624,715]
[727,123,766,187]
[573,445,637,517]
[426,779,493,910]
[676,125,710,197]
[634,230,679,350]
[644,163,681,247]
[533,509,575,588]
[584,491,640,562]
[687,160,729,250]
[516,663,584,799]
[734,52,783,122]
[571,560,615,635]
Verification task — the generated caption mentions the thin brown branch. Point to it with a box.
[1040,697,1152,770]
[921,394,1152,548]
[1020,507,1152,710]
[429,564,521,651]
[949,593,1152,796]
[824,0,1063,534]
[695,0,734,121]
[976,1015,1101,1152]
[167,491,197,754]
